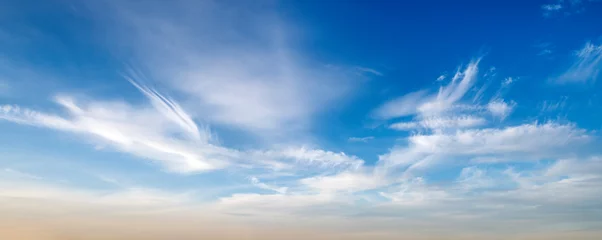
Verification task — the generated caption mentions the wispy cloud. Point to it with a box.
[1,82,235,173]
[2,168,41,180]
[354,66,383,76]
[2,1,602,238]
[80,0,360,140]
[541,0,598,17]
[300,170,388,193]
[539,96,569,112]
[253,147,364,171]
[535,42,555,56]
[373,89,429,119]
[374,59,483,121]
[541,3,563,16]
[380,121,590,172]
[250,177,288,194]
[390,116,486,131]
[375,58,517,134]
[553,41,602,83]
[348,136,374,142]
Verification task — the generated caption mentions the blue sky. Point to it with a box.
[1,0,602,239]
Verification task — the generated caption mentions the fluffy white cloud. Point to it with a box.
[487,99,516,120]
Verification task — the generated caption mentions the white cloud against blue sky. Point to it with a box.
[1,0,602,239]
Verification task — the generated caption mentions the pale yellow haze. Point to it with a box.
[1,205,600,240]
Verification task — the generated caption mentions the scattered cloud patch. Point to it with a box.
[535,42,555,56]
[348,136,374,142]
[541,0,598,17]
[541,3,563,16]
[487,99,516,120]
[390,116,486,131]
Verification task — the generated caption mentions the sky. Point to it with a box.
[1,0,602,239]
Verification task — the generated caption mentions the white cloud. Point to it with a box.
[374,59,482,121]
[300,171,388,193]
[502,77,515,86]
[1,82,237,173]
[545,156,602,177]
[83,0,359,138]
[541,0,598,17]
[380,122,590,170]
[379,178,449,206]
[250,177,288,194]
[487,99,516,120]
[409,122,588,155]
[126,76,202,141]
[417,60,481,115]
[2,2,602,236]
[373,90,429,119]
[542,4,563,13]
[253,147,364,171]
[390,116,486,131]
[456,167,494,190]
[2,92,365,175]
[554,41,602,83]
